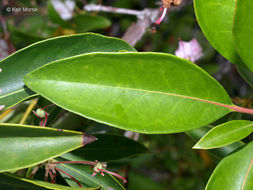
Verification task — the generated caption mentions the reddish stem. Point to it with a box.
[45,168,49,182]
[155,7,167,25]
[51,167,57,184]
[200,99,253,114]
[103,170,127,183]
[48,170,54,182]
[42,104,55,110]
[42,113,48,126]
[55,167,82,187]
[29,166,39,178]
[227,105,253,114]
[32,110,42,119]
[53,161,96,165]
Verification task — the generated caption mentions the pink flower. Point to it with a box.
[0,105,5,111]
[175,38,203,62]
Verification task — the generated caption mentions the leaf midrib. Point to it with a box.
[196,122,253,148]
[33,79,232,109]
[241,158,253,190]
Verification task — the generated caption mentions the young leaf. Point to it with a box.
[55,158,125,190]
[233,0,253,72]
[0,173,94,190]
[193,0,244,67]
[0,33,135,109]
[61,134,149,162]
[193,120,253,149]
[206,142,253,190]
[24,52,233,134]
[0,123,96,172]
[186,127,244,158]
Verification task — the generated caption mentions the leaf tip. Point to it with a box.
[192,144,201,149]
[82,133,97,146]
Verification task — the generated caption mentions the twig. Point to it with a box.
[19,99,38,124]
[55,167,82,187]
[84,4,159,46]
[84,4,146,19]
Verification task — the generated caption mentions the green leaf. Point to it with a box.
[233,0,253,72]
[24,52,233,133]
[55,158,125,190]
[0,33,135,109]
[0,173,94,190]
[127,172,164,190]
[206,142,253,190]
[193,0,244,67]
[61,134,149,162]
[237,66,253,88]
[186,127,244,158]
[0,123,96,172]
[72,14,111,33]
[193,120,253,149]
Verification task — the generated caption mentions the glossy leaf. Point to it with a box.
[0,173,94,190]
[0,123,95,172]
[233,0,253,71]
[194,0,244,67]
[0,33,135,109]
[186,127,244,158]
[55,158,125,190]
[206,142,253,190]
[61,134,149,162]
[193,120,253,149]
[24,52,233,133]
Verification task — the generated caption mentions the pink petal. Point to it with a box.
[0,105,5,111]
[175,38,203,62]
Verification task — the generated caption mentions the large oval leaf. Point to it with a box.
[233,0,253,72]
[206,142,253,190]
[193,0,243,66]
[0,33,135,109]
[24,52,233,133]
[0,123,96,172]
[61,134,149,162]
[193,120,253,149]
